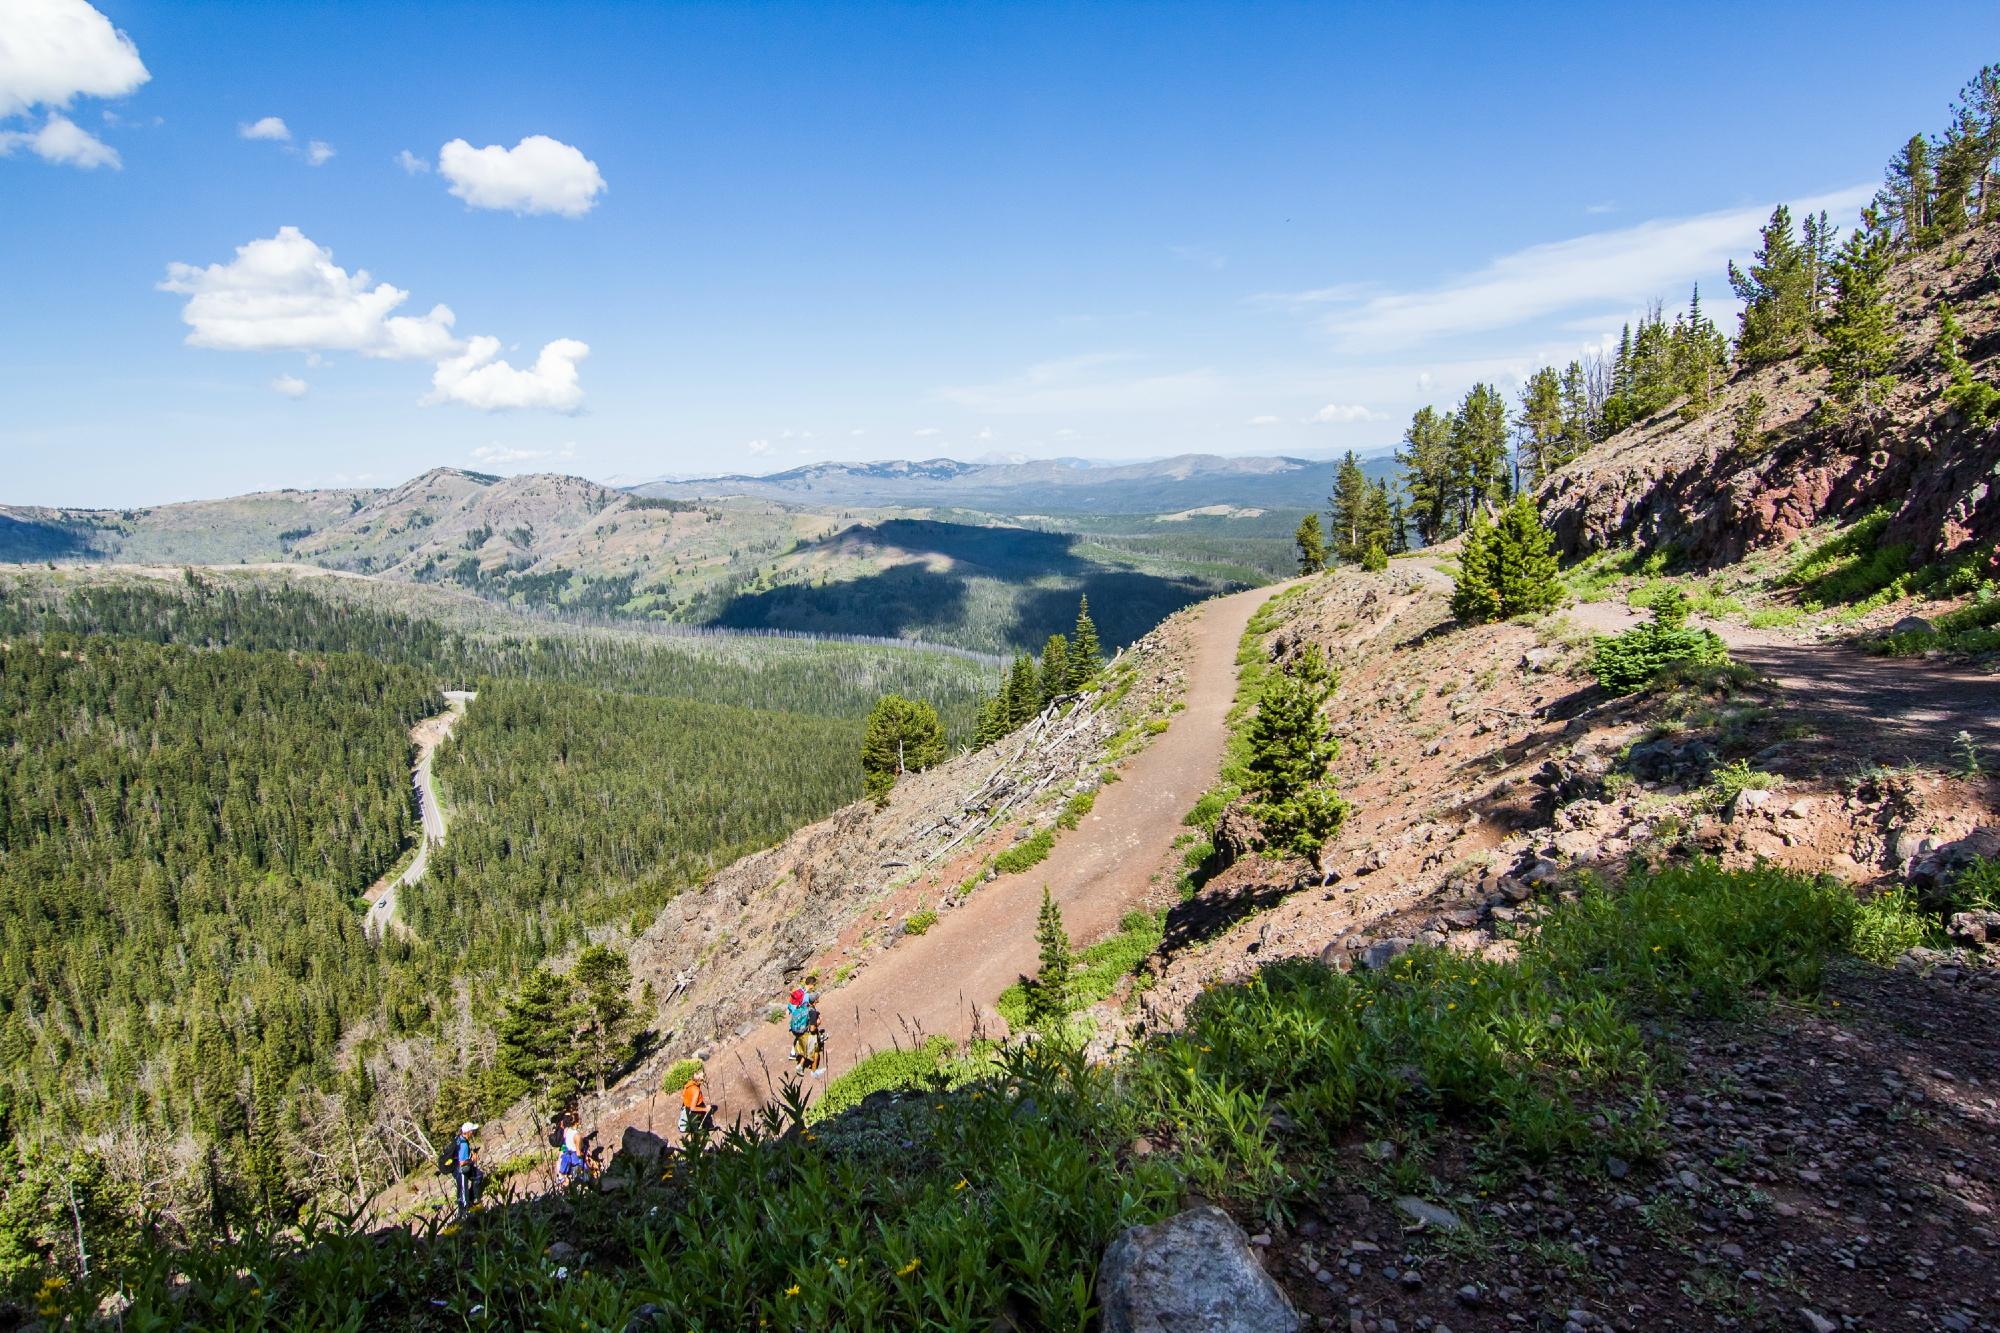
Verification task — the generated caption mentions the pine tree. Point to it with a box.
[861,694,947,797]
[1935,301,2000,424]
[570,945,636,1095]
[1960,65,2000,224]
[496,968,576,1112]
[1068,597,1102,687]
[1023,886,1074,1031]
[1729,205,1812,365]
[1328,451,1372,559]
[1294,512,1327,574]
[1559,360,1594,461]
[1243,645,1347,867]
[1004,654,1039,726]
[1450,494,1563,623]
[1877,134,1936,244]
[1515,366,1565,485]
[1446,384,1510,529]
[1802,210,1836,319]
[1397,407,1454,545]
[1038,634,1071,707]
[1934,110,1983,238]
[974,694,1009,747]
[1817,211,1899,413]
[1386,494,1410,553]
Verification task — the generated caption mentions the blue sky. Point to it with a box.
[2,0,1992,506]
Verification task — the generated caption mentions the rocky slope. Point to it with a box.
[1540,226,2000,568]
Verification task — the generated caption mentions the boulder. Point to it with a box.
[1948,910,2000,947]
[619,1126,670,1166]
[1097,1204,1302,1333]
[1624,737,1716,785]
[1889,615,1935,637]
[1212,803,1263,864]
[1393,1197,1465,1232]
[1357,937,1415,971]
[1521,646,1560,672]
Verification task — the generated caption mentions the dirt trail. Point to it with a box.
[364,690,476,937]
[1405,556,1997,768]
[605,585,1277,1141]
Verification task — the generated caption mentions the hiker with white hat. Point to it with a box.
[453,1121,482,1213]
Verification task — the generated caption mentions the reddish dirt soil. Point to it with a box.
[601,583,1277,1142]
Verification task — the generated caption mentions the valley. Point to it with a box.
[4,32,2000,1333]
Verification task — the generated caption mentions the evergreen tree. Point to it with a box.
[1386,494,1410,553]
[1446,383,1510,530]
[1935,301,2000,425]
[1037,634,1071,707]
[1294,512,1327,574]
[570,945,637,1095]
[860,694,947,797]
[1450,494,1563,623]
[1668,285,1729,416]
[496,968,577,1112]
[1396,406,1454,545]
[1328,450,1372,559]
[1023,887,1074,1031]
[1817,211,1899,413]
[1961,65,2000,224]
[1243,645,1347,868]
[1877,134,1936,244]
[1729,205,1812,364]
[1559,360,1595,460]
[974,694,1009,747]
[1515,365,1565,484]
[1068,597,1103,687]
[1003,654,1040,727]
[1802,210,1836,319]
[1933,109,1983,238]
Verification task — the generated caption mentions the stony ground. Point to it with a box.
[1242,954,2000,1333]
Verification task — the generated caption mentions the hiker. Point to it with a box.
[453,1121,481,1212]
[678,1069,713,1141]
[786,987,825,1076]
[557,1111,587,1184]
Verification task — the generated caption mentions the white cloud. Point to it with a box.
[438,135,605,217]
[744,438,771,456]
[1584,201,1617,215]
[161,227,460,359]
[1313,186,1874,351]
[1310,403,1378,423]
[0,110,117,167]
[395,148,429,174]
[469,441,575,466]
[239,116,290,141]
[1247,414,1281,426]
[0,0,149,120]
[270,373,308,398]
[428,336,588,412]
[937,352,1221,414]
[912,427,941,438]
[975,427,995,440]
[305,139,334,166]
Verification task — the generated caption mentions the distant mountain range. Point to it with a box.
[628,452,1395,513]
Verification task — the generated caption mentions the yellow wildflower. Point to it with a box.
[898,1258,921,1276]
[953,1178,968,1191]
[785,1284,801,1297]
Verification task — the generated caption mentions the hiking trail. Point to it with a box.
[603,585,1276,1143]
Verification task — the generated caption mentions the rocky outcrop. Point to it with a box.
[1097,1204,1302,1333]
[1538,230,2000,569]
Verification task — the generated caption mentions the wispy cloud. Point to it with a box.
[305,139,334,166]
[395,148,430,174]
[1169,244,1227,271]
[937,352,1221,415]
[1308,186,1873,351]
[270,373,308,398]
[239,116,290,142]
[1309,403,1378,424]
[1246,414,1281,426]
[469,442,576,466]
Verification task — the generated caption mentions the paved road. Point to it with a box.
[365,690,476,937]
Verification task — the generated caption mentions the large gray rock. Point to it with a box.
[1097,1204,1302,1333]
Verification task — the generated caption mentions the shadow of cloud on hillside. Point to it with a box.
[0,514,99,562]
[702,518,1232,653]
[704,563,973,644]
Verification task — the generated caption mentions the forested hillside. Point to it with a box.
[0,568,1000,1251]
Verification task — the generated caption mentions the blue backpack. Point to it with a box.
[787,1001,813,1034]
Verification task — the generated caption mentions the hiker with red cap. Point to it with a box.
[786,986,825,1075]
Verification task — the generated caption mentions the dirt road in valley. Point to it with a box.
[364,690,476,937]
[606,585,1279,1142]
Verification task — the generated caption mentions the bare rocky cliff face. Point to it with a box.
[1539,229,2000,568]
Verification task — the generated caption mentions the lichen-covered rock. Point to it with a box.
[1097,1204,1302,1333]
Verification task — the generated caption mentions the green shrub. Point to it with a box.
[1848,886,1939,964]
[812,1034,961,1120]
[660,1057,706,1092]
[1055,789,1096,830]
[1590,589,1729,694]
[1711,759,1783,805]
[902,909,938,936]
[1946,857,2000,913]
[992,828,1055,875]
[1243,645,1347,867]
